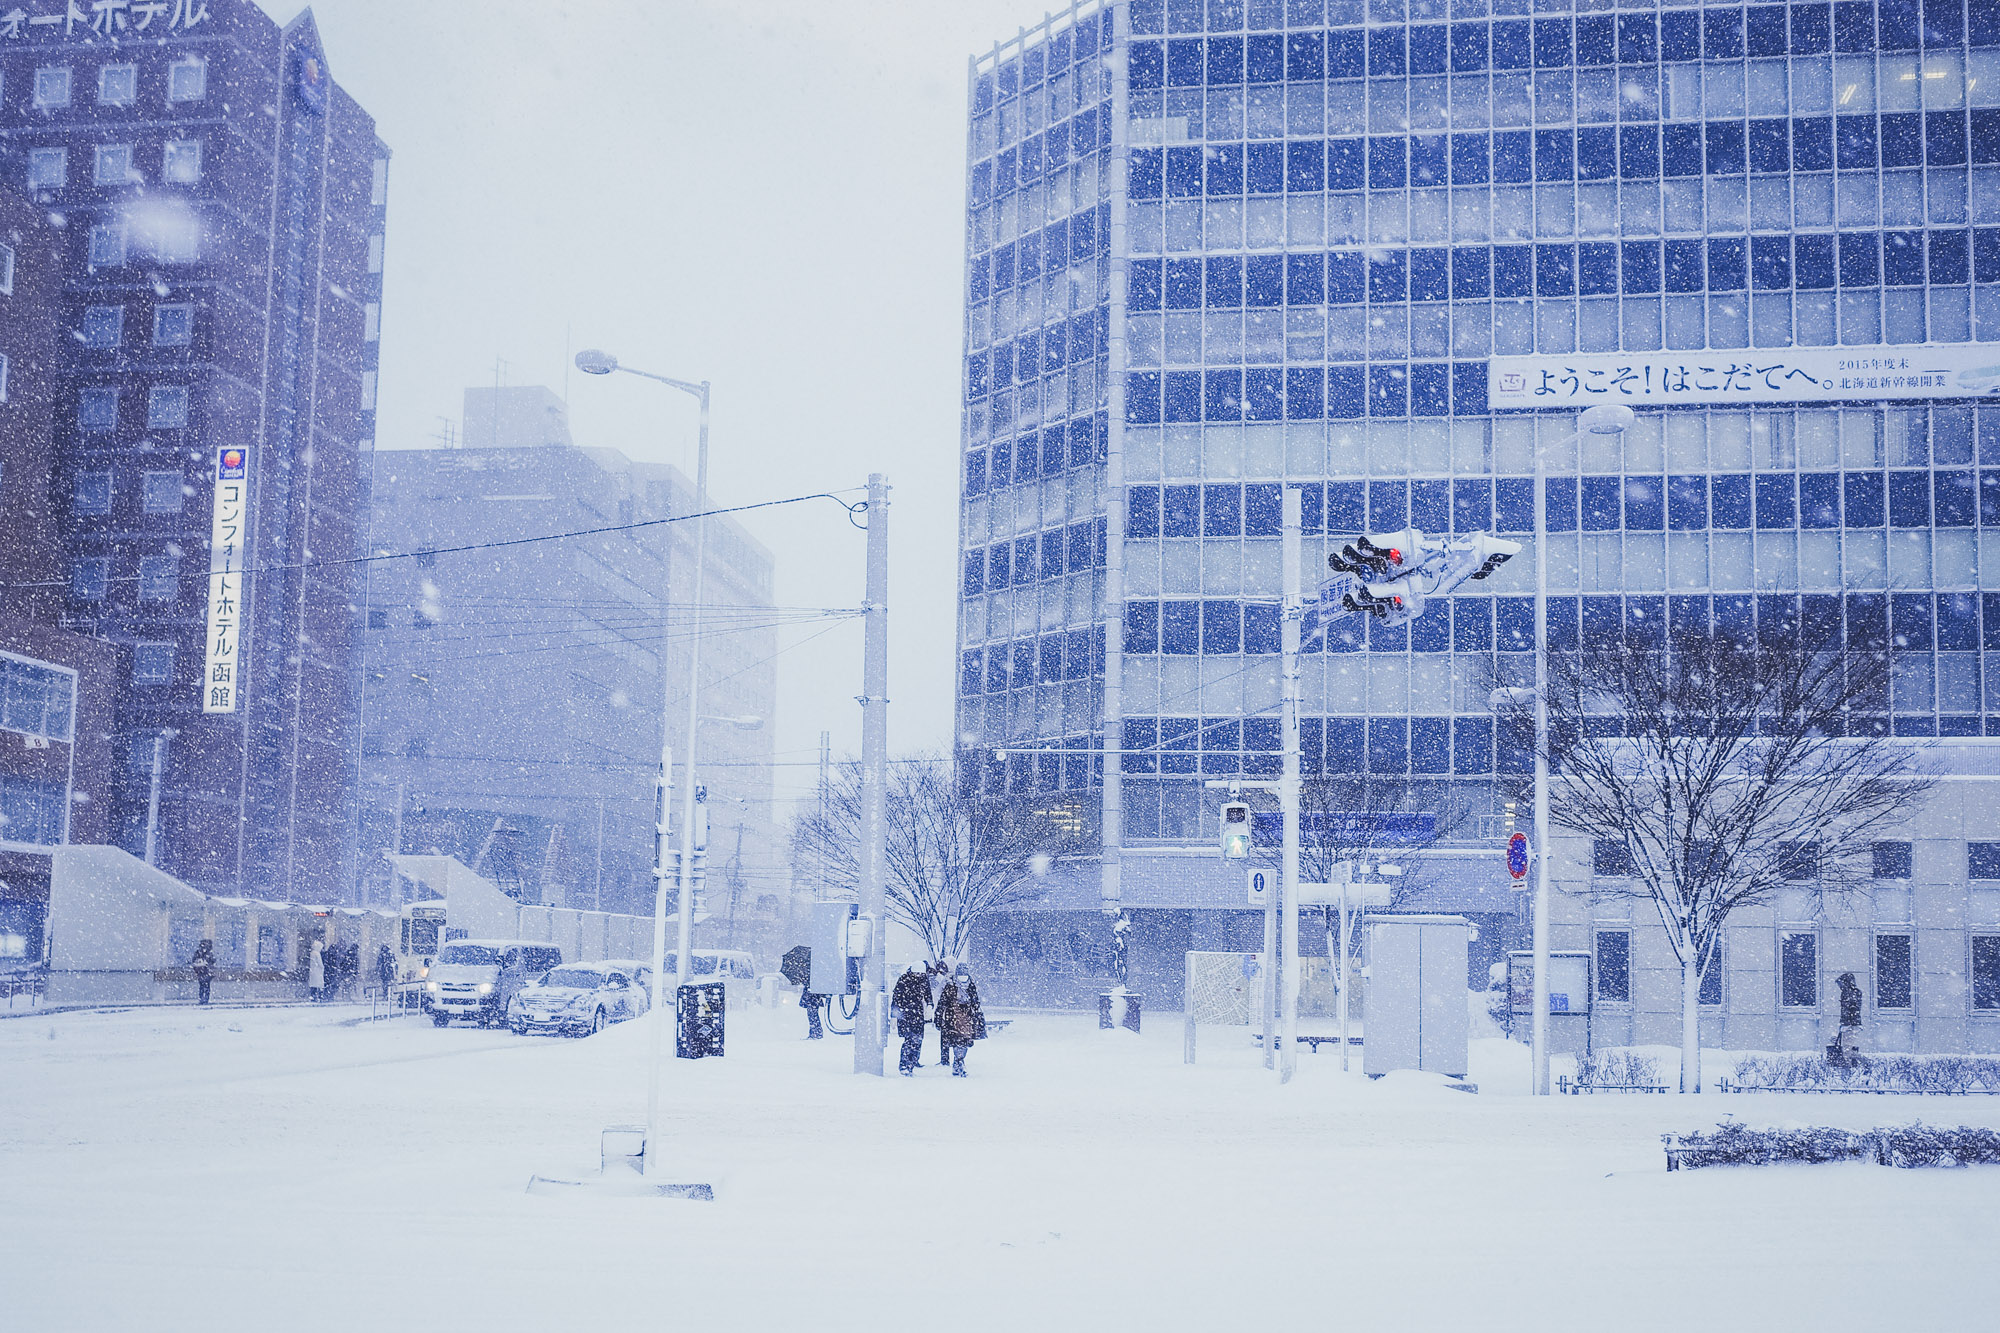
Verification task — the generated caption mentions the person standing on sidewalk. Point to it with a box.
[891,961,932,1075]
[308,937,326,1002]
[189,939,216,1006]
[930,960,950,1068]
[934,963,987,1078]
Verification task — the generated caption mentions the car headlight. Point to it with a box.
[476,982,494,995]
[567,993,595,1009]
[426,981,439,993]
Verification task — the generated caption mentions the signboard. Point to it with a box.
[1506,951,1593,1017]
[1247,869,1269,907]
[1507,832,1530,881]
[1488,345,2000,409]
[0,2,210,41]
[201,447,247,714]
[1249,811,1436,848]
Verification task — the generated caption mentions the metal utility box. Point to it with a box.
[808,901,858,996]
[676,982,726,1059]
[1363,915,1470,1079]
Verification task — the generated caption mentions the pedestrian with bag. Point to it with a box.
[934,963,987,1078]
[891,960,932,1075]
[190,939,216,1006]
[930,960,951,1067]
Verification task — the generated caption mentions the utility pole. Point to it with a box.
[1280,487,1302,1084]
[643,740,673,1173]
[853,474,890,1076]
[671,383,713,994]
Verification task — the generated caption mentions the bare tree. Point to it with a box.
[1500,633,1935,1092]
[790,752,1091,962]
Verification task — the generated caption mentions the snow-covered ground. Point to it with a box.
[4,1003,1996,1331]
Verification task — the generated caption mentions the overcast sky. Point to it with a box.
[261,0,1038,803]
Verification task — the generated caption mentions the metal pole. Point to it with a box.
[1531,422,1553,1098]
[644,742,672,1172]
[1280,488,1302,1084]
[1337,878,1352,1073]
[673,383,712,997]
[1261,837,1277,1070]
[854,474,891,1076]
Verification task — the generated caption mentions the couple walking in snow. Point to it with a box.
[891,960,985,1077]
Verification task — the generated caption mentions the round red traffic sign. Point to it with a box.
[1507,832,1530,879]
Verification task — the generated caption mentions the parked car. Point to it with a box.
[597,960,654,1013]
[506,962,644,1036]
[663,949,759,1007]
[425,940,564,1027]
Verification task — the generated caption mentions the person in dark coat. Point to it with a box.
[934,963,987,1077]
[376,944,397,997]
[190,939,216,1006]
[891,961,932,1075]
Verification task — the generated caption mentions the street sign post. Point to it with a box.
[1247,868,1270,908]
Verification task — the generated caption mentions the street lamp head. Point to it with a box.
[574,348,619,376]
[1578,403,1636,435]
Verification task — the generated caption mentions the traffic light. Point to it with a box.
[1219,801,1252,859]
[1320,530,1523,628]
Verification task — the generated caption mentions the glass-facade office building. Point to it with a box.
[960,0,2000,1039]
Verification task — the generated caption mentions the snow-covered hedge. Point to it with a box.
[1576,1049,1663,1090]
[1668,1121,2000,1170]
[1726,1054,2000,1096]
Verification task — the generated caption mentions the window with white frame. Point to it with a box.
[0,243,14,295]
[370,157,388,205]
[78,386,118,432]
[70,558,107,601]
[98,64,136,106]
[93,144,134,186]
[137,557,179,603]
[81,305,124,349]
[0,654,75,743]
[72,471,112,515]
[364,302,380,341]
[26,148,66,190]
[146,385,189,430]
[153,304,194,346]
[167,58,206,103]
[140,471,184,513]
[32,66,71,108]
[88,224,126,267]
[361,371,377,409]
[131,641,174,683]
[162,139,201,185]
[149,216,199,264]
[0,354,9,404]
[367,234,384,272]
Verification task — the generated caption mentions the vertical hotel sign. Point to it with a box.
[202,447,247,714]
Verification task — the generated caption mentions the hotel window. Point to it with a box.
[26,147,66,190]
[0,656,76,742]
[98,64,136,107]
[79,387,118,432]
[140,471,184,514]
[137,557,179,603]
[0,354,9,403]
[147,385,189,430]
[367,234,384,273]
[1975,938,2000,1011]
[1594,930,1630,1003]
[364,302,380,341]
[94,144,134,186]
[1872,841,1913,880]
[153,304,194,347]
[162,139,201,185]
[88,224,126,267]
[0,243,13,295]
[1970,843,2000,880]
[370,157,388,205]
[1780,932,1819,1008]
[72,471,112,515]
[151,217,199,264]
[33,66,71,109]
[361,371,377,409]
[167,58,206,103]
[70,558,107,601]
[1875,934,1913,1011]
[81,305,124,349]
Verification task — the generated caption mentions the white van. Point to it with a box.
[664,949,759,1008]
[424,939,564,1027]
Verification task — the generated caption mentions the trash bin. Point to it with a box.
[1099,989,1142,1034]
[676,981,726,1059]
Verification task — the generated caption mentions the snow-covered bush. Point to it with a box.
[1669,1121,2000,1170]
[1728,1053,2000,1095]
[1576,1049,1663,1089]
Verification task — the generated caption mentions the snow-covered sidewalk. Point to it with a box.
[2,1004,1994,1331]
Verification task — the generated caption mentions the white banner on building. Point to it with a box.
[201,447,248,715]
[1488,345,2000,409]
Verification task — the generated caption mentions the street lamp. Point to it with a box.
[575,347,712,1174]
[1525,402,1633,1095]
